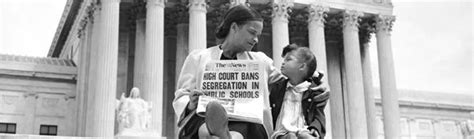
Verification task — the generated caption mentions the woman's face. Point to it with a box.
[230,21,263,52]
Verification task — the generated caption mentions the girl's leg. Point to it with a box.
[278,132,297,139]
[297,132,318,139]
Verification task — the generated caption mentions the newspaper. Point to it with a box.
[196,60,265,124]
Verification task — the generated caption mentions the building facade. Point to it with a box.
[0,0,473,138]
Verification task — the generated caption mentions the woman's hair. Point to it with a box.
[282,44,318,80]
[215,4,263,39]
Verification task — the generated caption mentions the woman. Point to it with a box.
[173,4,327,139]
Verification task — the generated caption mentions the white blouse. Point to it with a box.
[172,46,284,138]
[273,81,311,136]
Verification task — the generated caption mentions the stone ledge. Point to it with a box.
[0,134,167,139]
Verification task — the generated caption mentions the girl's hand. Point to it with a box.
[187,89,204,110]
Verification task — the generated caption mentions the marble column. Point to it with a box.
[175,2,189,86]
[76,3,95,135]
[85,1,101,136]
[361,42,378,139]
[308,4,329,82]
[188,0,207,52]
[133,19,146,90]
[271,0,292,68]
[307,4,332,138]
[375,14,400,139]
[142,0,165,136]
[342,10,368,138]
[86,0,120,137]
[176,23,189,83]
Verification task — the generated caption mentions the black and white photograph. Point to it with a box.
[0,0,472,138]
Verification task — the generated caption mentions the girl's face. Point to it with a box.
[230,21,263,52]
[281,52,305,78]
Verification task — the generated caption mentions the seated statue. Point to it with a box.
[116,87,153,136]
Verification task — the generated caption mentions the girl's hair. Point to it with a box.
[282,44,318,80]
[215,4,263,39]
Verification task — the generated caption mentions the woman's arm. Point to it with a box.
[173,50,202,119]
[253,52,286,84]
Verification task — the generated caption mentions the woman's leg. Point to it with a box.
[297,132,318,139]
[205,101,231,139]
[199,124,243,139]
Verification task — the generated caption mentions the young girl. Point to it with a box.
[269,44,329,139]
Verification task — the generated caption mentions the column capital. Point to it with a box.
[307,4,329,26]
[289,8,308,38]
[376,14,396,33]
[272,0,293,22]
[78,2,99,38]
[325,14,343,45]
[358,17,376,45]
[175,1,189,24]
[208,3,230,27]
[188,0,208,13]
[147,0,166,8]
[343,10,363,30]
[230,0,248,7]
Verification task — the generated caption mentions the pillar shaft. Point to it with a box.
[376,14,400,139]
[86,0,120,136]
[308,4,332,138]
[133,19,146,90]
[176,23,189,85]
[188,0,207,52]
[361,43,378,139]
[342,10,368,138]
[142,0,165,136]
[271,1,292,68]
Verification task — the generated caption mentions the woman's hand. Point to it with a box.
[187,89,204,111]
[309,71,330,94]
